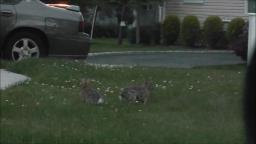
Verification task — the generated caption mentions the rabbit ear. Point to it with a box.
[81,79,91,86]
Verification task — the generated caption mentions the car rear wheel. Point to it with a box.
[5,32,46,61]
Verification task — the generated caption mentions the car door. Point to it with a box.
[0,0,18,42]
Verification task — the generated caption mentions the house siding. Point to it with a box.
[165,0,248,22]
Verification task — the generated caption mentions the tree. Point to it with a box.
[70,0,163,44]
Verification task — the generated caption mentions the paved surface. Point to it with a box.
[0,69,30,90]
[87,51,245,68]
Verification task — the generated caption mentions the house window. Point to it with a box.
[183,0,205,4]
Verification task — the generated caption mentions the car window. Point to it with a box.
[0,0,22,5]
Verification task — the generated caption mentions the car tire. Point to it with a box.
[4,31,47,61]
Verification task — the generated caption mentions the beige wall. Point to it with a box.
[165,0,248,22]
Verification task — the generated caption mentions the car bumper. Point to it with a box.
[48,32,90,58]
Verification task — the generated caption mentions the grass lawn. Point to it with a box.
[0,58,246,144]
[90,38,193,53]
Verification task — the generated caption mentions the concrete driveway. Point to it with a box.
[87,51,245,68]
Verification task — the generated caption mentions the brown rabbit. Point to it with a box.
[120,81,153,104]
[80,79,104,104]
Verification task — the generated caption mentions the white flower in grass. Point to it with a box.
[5,99,9,102]
[155,84,159,88]
[162,86,167,89]
[238,72,241,74]
[138,109,143,112]
[97,88,101,91]
[197,89,201,92]
[21,104,25,107]
[196,80,201,84]
[72,85,76,88]
[207,76,212,80]
[36,102,40,106]
[186,73,191,76]
[131,80,135,82]
[188,85,194,90]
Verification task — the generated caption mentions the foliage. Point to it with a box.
[227,17,246,42]
[203,16,225,49]
[181,16,200,47]
[229,22,248,61]
[128,24,161,45]
[162,15,180,45]
[85,23,119,38]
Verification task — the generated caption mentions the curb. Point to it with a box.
[88,50,235,56]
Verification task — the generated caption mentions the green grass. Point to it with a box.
[90,38,193,53]
[0,58,246,144]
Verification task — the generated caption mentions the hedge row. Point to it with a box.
[161,15,246,50]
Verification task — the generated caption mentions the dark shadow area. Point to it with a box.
[245,50,256,144]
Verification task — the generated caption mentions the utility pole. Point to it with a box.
[248,0,256,63]
[90,5,98,40]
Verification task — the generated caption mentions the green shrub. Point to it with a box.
[181,15,200,47]
[203,16,224,49]
[229,22,248,61]
[85,23,119,38]
[162,15,180,45]
[128,24,161,45]
[227,17,246,42]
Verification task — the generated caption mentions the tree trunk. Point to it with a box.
[90,5,99,40]
[118,4,126,45]
[135,6,141,44]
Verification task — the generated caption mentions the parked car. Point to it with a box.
[0,0,90,61]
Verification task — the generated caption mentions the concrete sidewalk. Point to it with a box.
[87,51,245,68]
[0,69,30,90]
